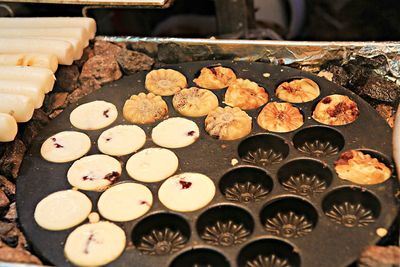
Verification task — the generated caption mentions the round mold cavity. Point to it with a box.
[278,159,332,198]
[219,166,273,203]
[170,248,230,267]
[260,197,318,238]
[322,187,381,228]
[131,213,190,256]
[238,134,290,167]
[196,205,254,247]
[293,126,344,158]
[237,238,301,267]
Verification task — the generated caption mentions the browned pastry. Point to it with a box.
[123,92,168,124]
[275,78,320,103]
[257,102,304,133]
[224,78,268,110]
[145,69,187,96]
[172,87,219,117]
[205,106,252,140]
[312,94,359,125]
[193,66,236,89]
[335,150,391,185]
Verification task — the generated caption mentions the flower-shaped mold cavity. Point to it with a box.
[237,238,300,267]
[197,205,254,247]
[238,134,290,167]
[170,248,230,267]
[293,126,344,158]
[278,159,332,198]
[132,213,190,256]
[219,166,273,203]
[260,197,318,238]
[322,187,381,228]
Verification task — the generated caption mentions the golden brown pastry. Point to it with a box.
[335,150,391,185]
[312,94,359,125]
[205,106,252,140]
[224,78,268,110]
[123,92,168,124]
[275,78,320,103]
[172,87,219,117]
[145,69,187,96]
[193,66,236,89]
[257,102,303,133]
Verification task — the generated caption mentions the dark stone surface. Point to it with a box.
[0,245,41,265]
[93,40,123,58]
[359,74,400,104]
[0,140,26,179]
[79,55,123,86]
[117,49,154,75]
[55,65,80,92]
[43,92,68,113]
[74,46,94,69]
[0,176,13,200]
[358,246,400,267]
[0,190,9,211]
[4,203,16,222]
[67,80,102,104]
[324,64,350,87]
[21,110,50,147]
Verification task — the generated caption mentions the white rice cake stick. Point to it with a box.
[0,93,34,122]
[0,113,17,142]
[0,27,90,47]
[0,66,55,93]
[0,17,96,39]
[0,53,58,73]
[0,38,74,65]
[0,80,45,109]
[32,37,84,60]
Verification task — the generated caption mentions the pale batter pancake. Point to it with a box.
[34,189,92,231]
[98,125,146,156]
[126,147,178,182]
[97,182,153,222]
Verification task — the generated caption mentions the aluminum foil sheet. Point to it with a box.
[101,37,400,81]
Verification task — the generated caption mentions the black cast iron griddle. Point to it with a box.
[16,61,399,267]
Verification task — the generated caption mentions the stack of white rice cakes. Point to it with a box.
[0,17,96,142]
[17,61,398,267]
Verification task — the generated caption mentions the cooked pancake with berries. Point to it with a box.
[312,94,359,125]
[173,87,219,117]
[205,106,252,140]
[335,150,391,185]
[257,102,304,133]
[275,78,320,103]
[145,69,187,96]
[158,172,215,212]
[64,221,126,267]
[70,100,118,131]
[123,92,168,124]
[193,66,236,89]
[224,78,268,110]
